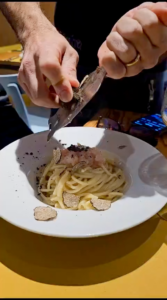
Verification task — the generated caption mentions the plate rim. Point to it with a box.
[1,127,166,238]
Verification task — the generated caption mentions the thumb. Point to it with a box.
[62,46,80,88]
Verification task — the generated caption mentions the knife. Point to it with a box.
[47,66,107,141]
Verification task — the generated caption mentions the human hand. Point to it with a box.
[98,2,167,79]
[18,25,79,108]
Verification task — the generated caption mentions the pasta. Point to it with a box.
[38,146,126,211]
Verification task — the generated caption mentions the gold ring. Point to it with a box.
[125,53,141,67]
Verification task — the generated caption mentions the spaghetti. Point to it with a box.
[38,146,126,210]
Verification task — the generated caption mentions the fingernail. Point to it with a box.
[59,91,72,102]
[70,77,80,87]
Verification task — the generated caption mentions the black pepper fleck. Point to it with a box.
[68,144,89,152]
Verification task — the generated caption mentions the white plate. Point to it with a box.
[1,128,166,238]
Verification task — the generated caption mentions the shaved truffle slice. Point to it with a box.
[63,192,80,209]
[90,199,111,211]
[34,206,57,221]
[71,161,87,174]
[53,148,61,164]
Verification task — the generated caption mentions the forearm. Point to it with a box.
[0,2,55,45]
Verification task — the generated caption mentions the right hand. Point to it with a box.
[18,25,79,108]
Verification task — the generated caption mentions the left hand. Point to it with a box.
[98,2,167,79]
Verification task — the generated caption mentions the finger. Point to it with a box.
[106,31,144,76]
[18,65,38,102]
[115,16,159,69]
[98,41,126,79]
[35,63,60,108]
[126,2,154,18]
[49,85,60,105]
[19,80,32,100]
[62,46,79,88]
[20,58,59,108]
[38,49,73,102]
[106,31,137,64]
[133,7,167,54]
[112,2,154,30]
[127,2,167,26]
[147,2,167,26]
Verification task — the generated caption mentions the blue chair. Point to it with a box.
[0,73,50,133]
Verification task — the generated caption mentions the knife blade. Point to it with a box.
[47,66,107,141]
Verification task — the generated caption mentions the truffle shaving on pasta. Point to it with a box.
[38,145,126,210]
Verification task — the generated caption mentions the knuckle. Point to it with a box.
[19,64,24,74]
[106,31,118,42]
[74,51,79,63]
[22,58,35,74]
[72,48,79,59]
[67,65,76,73]
[68,47,79,62]
[117,18,142,38]
[134,8,158,29]
[106,35,113,48]
[130,22,142,36]
[18,66,24,81]
[40,59,60,71]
